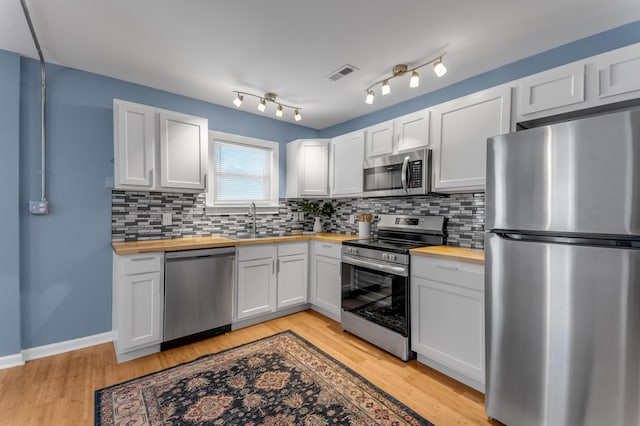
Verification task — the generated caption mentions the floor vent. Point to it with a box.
[328,64,359,81]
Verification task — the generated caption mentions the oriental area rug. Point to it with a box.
[95,330,433,425]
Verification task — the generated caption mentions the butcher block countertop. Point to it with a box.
[112,233,360,255]
[410,246,484,265]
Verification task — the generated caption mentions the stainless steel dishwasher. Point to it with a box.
[162,247,235,350]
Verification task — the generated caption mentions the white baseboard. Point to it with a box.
[21,331,113,362]
[0,353,25,370]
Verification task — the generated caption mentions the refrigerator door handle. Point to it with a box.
[494,231,640,248]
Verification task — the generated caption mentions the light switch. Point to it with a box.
[162,212,172,226]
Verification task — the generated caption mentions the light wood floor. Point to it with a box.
[0,310,497,425]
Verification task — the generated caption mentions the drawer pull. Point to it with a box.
[131,256,155,262]
[322,244,333,248]
[437,264,458,271]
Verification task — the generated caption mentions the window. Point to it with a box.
[206,131,279,213]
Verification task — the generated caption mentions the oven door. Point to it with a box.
[341,259,409,337]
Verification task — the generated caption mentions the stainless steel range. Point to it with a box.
[341,214,445,361]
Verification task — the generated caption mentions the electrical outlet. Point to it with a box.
[349,214,355,224]
[162,212,172,226]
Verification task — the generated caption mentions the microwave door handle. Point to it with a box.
[401,156,409,193]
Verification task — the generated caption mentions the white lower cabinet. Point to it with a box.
[236,245,277,320]
[276,242,308,309]
[309,241,342,321]
[112,252,164,362]
[411,255,485,392]
[235,242,308,322]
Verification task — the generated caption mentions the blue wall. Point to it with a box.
[0,51,22,357]
[13,58,317,353]
[320,20,640,137]
[2,19,640,356]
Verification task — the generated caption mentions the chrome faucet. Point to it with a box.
[248,202,257,235]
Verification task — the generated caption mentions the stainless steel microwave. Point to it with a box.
[362,149,431,197]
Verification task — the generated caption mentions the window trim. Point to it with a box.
[206,130,280,215]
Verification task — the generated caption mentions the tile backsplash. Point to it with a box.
[112,190,485,248]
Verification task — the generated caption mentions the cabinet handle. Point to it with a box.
[149,169,153,186]
[203,172,207,191]
[277,259,280,274]
[131,256,155,262]
[273,259,275,275]
[437,264,458,271]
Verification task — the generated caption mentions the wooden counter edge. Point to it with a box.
[112,233,360,255]
[410,246,484,265]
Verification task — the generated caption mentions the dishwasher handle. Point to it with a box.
[165,246,236,260]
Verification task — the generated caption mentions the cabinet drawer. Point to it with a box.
[412,256,483,291]
[237,244,276,262]
[278,241,308,257]
[313,241,341,259]
[120,253,163,276]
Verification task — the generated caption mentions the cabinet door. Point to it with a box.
[118,271,163,351]
[330,131,364,196]
[236,257,276,320]
[396,110,430,152]
[114,101,155,189]
[365,120,394,158]
[411,275,484,383]
[432,85,511,192]
[277,253,308,309]
[517,62,585,116]
[159,112,208,191]
[299,141,329,196]
[596,44,640,99]
[310,253,341,319]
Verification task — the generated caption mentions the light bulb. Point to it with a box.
[433,59,447,77]
[381,79,391,95]
[294,109,302,122]
[257,98,266,112]
[276,105,283,117]
[365,90,374,105]
[233,94,243,107]
[409,71,420,88]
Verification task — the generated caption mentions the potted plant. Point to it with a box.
[299,200,335,233]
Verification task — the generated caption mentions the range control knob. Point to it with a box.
[388,254,396,262]
[381,253,389,261]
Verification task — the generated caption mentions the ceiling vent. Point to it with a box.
[327,64,359,82]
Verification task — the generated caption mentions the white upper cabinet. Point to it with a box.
[159,112,207,190]
[114,99,208,193]
[365,120,394,157]
[518,62,585,116]
[114,102,155,189]
[365,110,430,158]
[515,42,640,123]
[286,139,329,198]
[330,131,364,197]
[596,43,640,99]
[431,85,511,193]
[395,109,430,153]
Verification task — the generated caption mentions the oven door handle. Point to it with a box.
[401,155,410,194]
[342,256,408,277]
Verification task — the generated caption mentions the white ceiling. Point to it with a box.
[2,0,640,129]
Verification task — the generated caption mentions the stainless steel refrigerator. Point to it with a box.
[485,110,640,426]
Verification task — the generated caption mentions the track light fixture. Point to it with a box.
[364,53,448,104]
[232,91,302,121]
